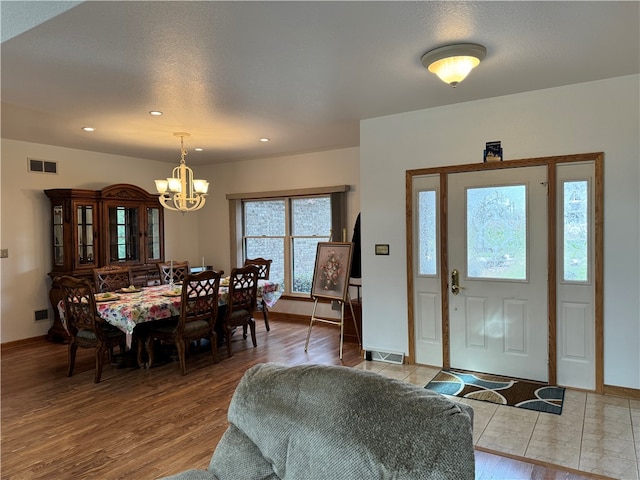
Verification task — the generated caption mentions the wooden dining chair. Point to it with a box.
[145,270,222,375]
[158,261,190,285]
[93,265,133,293]
[222,265,259,358]
[243,257,273,331]
[57,275,126,383]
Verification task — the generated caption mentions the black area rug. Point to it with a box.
[425,369,565,415]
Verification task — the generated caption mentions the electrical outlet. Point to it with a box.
[0,249,8,258]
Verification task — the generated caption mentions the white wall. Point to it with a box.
[360,75,640,389]
[198,147,361,318]
[0,143,360,342]
[0,140,199,342]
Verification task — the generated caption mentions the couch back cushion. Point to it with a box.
[222,363,474,480]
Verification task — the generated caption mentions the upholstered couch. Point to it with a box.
[160,362,475,480]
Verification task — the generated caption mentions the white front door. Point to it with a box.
[448,166,549,381]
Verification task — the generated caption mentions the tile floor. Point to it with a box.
[352,360,640,480]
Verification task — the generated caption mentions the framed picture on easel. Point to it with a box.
[310,242,353,301]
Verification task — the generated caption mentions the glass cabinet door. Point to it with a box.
[76,203,97,267]
[53,204,64,266]
[146,206,163,262]
[108,205,140,262]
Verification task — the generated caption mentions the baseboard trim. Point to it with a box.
[269,311,308,323]
[603,384,640,400]
[1,335,48,350]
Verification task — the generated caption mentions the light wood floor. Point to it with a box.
[1,318,599,479]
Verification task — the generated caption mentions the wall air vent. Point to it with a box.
[367,350,405,365]
[28,158,58,174]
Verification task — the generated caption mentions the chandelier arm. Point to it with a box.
[158,191,207,212]
[158,194,179,211]
[176,195,204,212]
[190,194,206,211]
[173,189,185,211]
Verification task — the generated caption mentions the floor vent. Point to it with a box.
[367,350,404,365]
[34,309,49,321]
[28,158,58,174]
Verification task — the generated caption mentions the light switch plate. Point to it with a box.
[374,244,389,255]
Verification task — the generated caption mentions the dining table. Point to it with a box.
[58,280,283,350]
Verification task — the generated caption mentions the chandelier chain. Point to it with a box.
[179,135,188,164]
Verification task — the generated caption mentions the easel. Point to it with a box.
[304,292,361,360]
[304,242,361,359]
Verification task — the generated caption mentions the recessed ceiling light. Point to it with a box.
[149,110,163,116]
[82,127,95,132]
[194,147,203,152]
[260,137,270,142]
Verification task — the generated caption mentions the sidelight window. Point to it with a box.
[562,180,589,282]
[417,190,437,276]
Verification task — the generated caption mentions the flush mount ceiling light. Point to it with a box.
[154,132,209,213]
[421,43,486,87]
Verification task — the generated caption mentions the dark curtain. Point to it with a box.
[350,213,361,278]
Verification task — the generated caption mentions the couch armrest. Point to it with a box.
[210,424,278,480]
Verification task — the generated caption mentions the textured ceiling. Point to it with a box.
[1,1,639,165]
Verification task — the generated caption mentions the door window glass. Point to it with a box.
[418,190,437,275]
[562,180,589,282]
[467,185,527,280]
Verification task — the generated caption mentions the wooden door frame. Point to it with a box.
[405,152,604,392]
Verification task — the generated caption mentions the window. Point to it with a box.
[562,180,589,282]
[243,199,286,288]
[417,190,437,275]
[228,186,349,296]
[466,185,527,280]
[243,196,332,294]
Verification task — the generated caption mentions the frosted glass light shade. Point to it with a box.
[167,177,182,193]
[155,179,168,194]
[428,55,480,86]
[193,179,209,194]
[421,43,486,87]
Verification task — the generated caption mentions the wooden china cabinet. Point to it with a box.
[44,184,165,342]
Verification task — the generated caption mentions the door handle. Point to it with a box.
[451,269,465,295]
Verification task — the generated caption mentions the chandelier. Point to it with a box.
[154,132,209,212]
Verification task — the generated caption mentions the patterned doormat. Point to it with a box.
[425,370,565,415]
